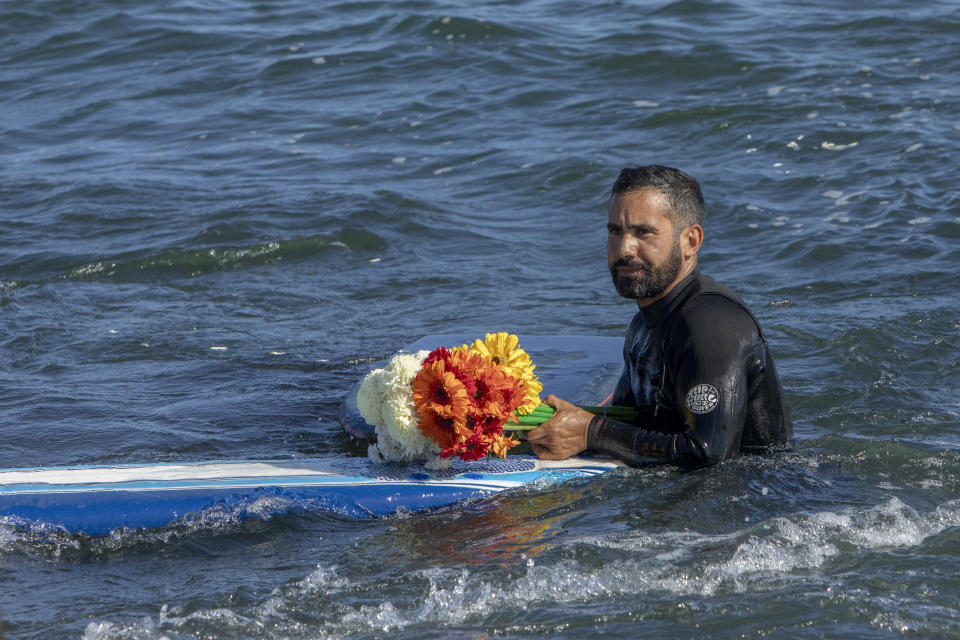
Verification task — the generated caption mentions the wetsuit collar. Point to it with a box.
[637,269,700,328]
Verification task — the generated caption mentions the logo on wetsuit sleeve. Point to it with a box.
[685,384,719,414]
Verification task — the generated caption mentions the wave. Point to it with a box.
[62,235,357,282]
[0,489,363,563]
[74,494,960,639]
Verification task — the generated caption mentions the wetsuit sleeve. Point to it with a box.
[588,295,761,468]
[587,414,708,466]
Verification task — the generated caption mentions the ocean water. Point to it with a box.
[2,0,959,637]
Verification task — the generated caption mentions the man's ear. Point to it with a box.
[681,224,703,259]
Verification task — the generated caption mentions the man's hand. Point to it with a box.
[526,395,593,460]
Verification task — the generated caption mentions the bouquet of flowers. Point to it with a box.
[356,332,543,465]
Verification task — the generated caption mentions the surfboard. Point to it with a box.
[0,455,622,536]
[0,335,625,536]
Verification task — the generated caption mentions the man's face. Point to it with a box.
[607,189,683,301]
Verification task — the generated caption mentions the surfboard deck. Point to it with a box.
[0,455,622,536]
[1,335,625,536]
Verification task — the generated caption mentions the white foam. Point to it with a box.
[632,100,659,108]
[433,167,452,175]
[821,141,858,151]
[831,190,865,206]
[78,497,960,638]
[70,262,109,276]
[577,497,960,597]
[82,618,161,640]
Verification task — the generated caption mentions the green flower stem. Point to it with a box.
[506,403,636,432]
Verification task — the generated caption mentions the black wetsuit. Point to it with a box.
[587,270,791,468]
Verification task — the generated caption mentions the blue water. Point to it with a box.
[2,0,959,637]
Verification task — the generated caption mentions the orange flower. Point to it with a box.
[453,350,524,418]
[409,340,532,462]
[489,432,520,458]
[412,359,470,421]
[423,347,477,398]
[417,409,467,449]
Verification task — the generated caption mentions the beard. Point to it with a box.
[610,240,683,300]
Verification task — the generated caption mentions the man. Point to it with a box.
[527,165,790,468]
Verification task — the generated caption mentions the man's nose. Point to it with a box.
[616,233,638,259]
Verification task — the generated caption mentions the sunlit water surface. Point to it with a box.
[1,0,958,637]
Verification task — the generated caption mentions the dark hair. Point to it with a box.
[611,165,704,229]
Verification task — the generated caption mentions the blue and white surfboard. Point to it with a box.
[0,335,624,535]
[0,455,622,536]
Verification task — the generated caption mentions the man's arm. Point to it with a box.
[531,296,761,468]
[526,394,716,466]
[591,295,759,467]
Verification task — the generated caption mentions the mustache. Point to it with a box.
[611,258,651,272]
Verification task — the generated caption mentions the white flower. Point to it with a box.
[356,350,437,462]
[382,351,429,392]
[356,368,386,427]
[367,442,386,463]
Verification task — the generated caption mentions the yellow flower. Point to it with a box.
[470,332,527,374]
[470,332,542,414]
[515,374,543,414]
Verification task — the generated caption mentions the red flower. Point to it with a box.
[441,430,491,461]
